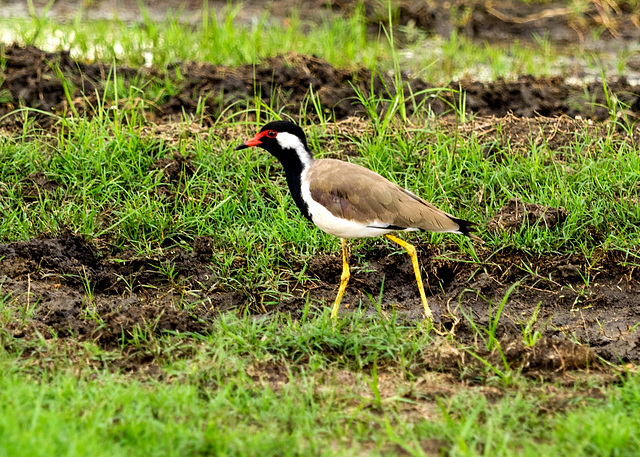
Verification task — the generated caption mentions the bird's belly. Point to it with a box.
[306,199,392,239]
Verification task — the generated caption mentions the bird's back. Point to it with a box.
[306,159,464,234]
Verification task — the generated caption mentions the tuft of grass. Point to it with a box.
[0,313,638,456]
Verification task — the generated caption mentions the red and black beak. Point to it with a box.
[236,131,267,150]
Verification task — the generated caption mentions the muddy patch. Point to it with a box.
[0,235,242,347]
[2,45,640,132]
[488,198,569,232]
[1,233,639,372]
[419,336,596,377]
[0,234,232,296]
[271,239,640,365]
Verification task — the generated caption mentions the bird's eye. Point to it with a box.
[266,130,277,139]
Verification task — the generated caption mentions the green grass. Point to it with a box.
[2,4,384,71]
[0,313,638,456]
[1,105,638,290]
[2,1,637,83]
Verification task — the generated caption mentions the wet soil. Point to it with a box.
[487,198,569,232]
[1,212,639,370]
[1,44,640,133]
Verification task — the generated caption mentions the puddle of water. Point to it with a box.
[399,36,640,85]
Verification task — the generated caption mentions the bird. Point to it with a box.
[236,120,480,320]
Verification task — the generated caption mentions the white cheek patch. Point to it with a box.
[276,132,312,167]
[275,131,303,150]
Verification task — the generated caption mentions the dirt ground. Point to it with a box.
[2,45,640,131]
[1,219,638,371]
[1,1,640,378]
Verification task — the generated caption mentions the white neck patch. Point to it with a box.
[276,132,313,168]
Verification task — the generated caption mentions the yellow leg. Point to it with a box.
[331,238,350,319]
[385,234,433,320]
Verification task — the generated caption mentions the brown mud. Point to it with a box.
[1,216,638,369]
[1,44,640,133]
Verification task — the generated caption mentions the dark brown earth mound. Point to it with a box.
[1,45,639,131]
[1,233,639,365]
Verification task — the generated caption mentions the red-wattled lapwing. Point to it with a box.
[236,120,480,319]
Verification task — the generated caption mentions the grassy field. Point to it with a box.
[1,2,640,456]
[2,2,636,82]
[2,315,640,456]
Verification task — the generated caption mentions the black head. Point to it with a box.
[235,121,314,221]
[235,121,311,162]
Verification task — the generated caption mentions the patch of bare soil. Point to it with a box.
[1,224,639,370]
[1,45,639,132]
[0,235,241,348]
[488,198,568,232]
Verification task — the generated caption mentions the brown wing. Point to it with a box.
[307,159,463,233]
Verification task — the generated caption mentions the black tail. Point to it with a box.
[451,217,483,243]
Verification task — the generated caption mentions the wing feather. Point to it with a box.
[307,159,462,233]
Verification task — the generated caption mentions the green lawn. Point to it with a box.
[1,314,639,456]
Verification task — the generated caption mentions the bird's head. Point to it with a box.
[236,120,313,168]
